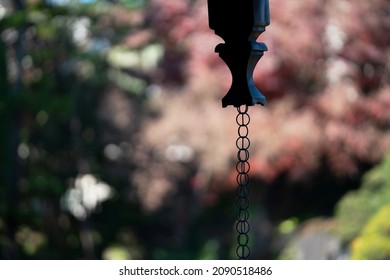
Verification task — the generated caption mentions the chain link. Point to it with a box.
[235,105,251,259]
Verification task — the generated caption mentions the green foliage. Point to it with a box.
[351,204,390,260]
[335,154,390,243]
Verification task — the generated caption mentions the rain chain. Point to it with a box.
[235,105,251,259]
[207,0,270,259]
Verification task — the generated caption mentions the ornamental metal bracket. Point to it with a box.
[207,0,270,108]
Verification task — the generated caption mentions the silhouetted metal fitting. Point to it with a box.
[207,0,270,108]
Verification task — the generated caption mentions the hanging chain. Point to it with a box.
[235,105,251,259]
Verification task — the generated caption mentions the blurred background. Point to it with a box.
[1,0,390,260]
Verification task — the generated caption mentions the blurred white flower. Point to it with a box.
[72,17,91,47]
[0,0,12,20]
[61,174,114,220]
[324,21,346,52]
[165,144,194,163]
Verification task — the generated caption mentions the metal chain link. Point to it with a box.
[235,105,251,259]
